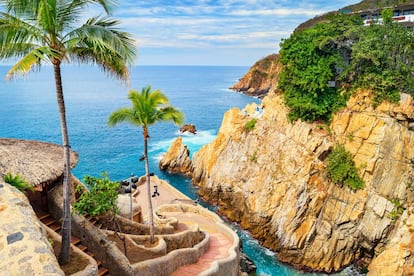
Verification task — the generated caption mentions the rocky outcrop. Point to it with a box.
[367,207,414,275]
[159,137,192,176]
[0,180,63,275]
[190,90,414,273]
[179,124,197,135]
[230,54,280,99]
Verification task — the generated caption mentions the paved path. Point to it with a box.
[133,176,194,219]
[168,212,233,276]
[133,176,234,275]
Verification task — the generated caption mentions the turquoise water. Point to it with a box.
[0,65,358,275]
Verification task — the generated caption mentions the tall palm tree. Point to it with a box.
[108,86,184,243]
[0,0,136,264]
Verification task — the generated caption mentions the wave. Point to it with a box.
[150,129,217,158]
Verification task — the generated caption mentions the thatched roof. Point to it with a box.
[0,138,78,187]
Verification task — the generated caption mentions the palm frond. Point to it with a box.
[65,16,136,80]
[6,47,56,79]
[0,12,46,58]
[107,107,140,127]
[158,106,184,125]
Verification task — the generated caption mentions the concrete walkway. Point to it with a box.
[133,176,195,220]
[133,176,235,275]
[166,212,233,276]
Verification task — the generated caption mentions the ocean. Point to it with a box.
[0,65,357,276]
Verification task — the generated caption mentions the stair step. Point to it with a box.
[38,213,50,220]
[41,216,56,226]
[70,236,81,245]
[97,266,109,276]
[76,244,87,252]
[49,222,62,232]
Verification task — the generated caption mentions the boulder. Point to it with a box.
[179,124,197,135]
[159,137,192,176]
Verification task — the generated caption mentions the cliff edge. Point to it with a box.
[187,91,414,273]
[229,54,280,99]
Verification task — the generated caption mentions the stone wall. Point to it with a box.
[0,180,63,275]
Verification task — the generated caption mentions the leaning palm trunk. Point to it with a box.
[143,128,155,243]
[53,62,72,264]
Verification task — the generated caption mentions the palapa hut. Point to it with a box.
[0,138,78,210]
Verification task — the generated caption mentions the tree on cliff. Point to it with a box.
[278,14,362,122]
[278,11,414,122]
[107,86,184,243]
[341,8,414,105]
[0,0,136,264]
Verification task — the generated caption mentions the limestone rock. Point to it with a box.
[179,124,197,135]
[368,208,414,275]
[190,91,414,273]
[230,54,280,99]
[159,137,192,176]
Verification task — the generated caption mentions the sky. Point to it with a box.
[112,0,361,66]
[0,0,362,66]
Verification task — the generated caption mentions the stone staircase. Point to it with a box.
[38,212,110,276]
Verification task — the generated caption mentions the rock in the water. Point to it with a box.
[239,252,257,275]
[179,124,197,134]
[159,137,192,176]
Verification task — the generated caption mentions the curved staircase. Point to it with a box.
[38,212,110,276]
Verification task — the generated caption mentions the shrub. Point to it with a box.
[3,172,33,192]
[245,119,257,132]
[73,173,120,217]
[387,198,404,222]
[326,144,364,191]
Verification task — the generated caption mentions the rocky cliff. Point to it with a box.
[185,90,414,273]
[159,137,192,177]
[229,54,280,99]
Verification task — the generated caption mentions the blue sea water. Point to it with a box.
[0,65,358,276]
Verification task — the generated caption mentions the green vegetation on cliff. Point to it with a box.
[326,144,364,191]
[278,10,414,123]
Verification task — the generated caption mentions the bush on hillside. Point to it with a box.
[326,144,364,191]
[73,173,119,217]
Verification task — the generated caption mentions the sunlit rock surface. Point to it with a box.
[189,91,414,273]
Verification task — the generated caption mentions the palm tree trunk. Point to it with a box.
[53,62,72,265]
[143,128,155,243]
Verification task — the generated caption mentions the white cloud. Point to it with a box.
[230,8,327,17]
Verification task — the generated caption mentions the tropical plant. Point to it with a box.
[278,14,361,122]
[0,0,136,264]
[3,172,33,192]
[326,143,364,191]
[244,118,257,132]
[341,9,414,105]
[107,86,184,243]
[73,173,119,217]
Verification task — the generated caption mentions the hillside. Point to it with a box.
[231,0,414,99]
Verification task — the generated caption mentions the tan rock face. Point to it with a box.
[191,91,414,272]
[230,54,280,98]
[159,137,193,176]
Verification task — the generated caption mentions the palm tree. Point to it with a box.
[108,86,184,243]
[0,0,136,264]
